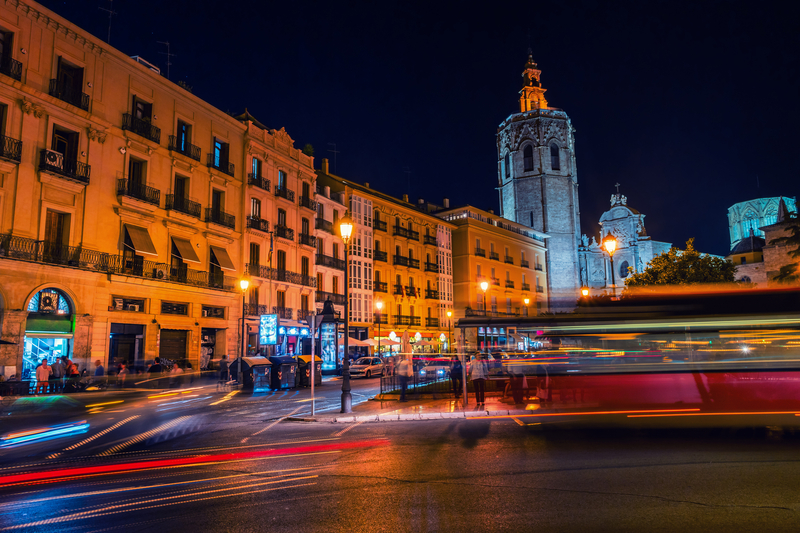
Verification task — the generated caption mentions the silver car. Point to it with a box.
[349,357,385,378]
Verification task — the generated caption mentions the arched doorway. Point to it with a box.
[23,288,74,380]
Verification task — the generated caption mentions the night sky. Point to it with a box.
[38,0,800,255]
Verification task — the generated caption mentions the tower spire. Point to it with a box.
[519,52,548,112]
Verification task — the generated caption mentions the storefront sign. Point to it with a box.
[278,326,311,337]
[259,314,278,345]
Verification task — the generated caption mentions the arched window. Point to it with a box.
[619,260,630,278]
[550,144,560,171]
[28,288,72,315]
[523,145,534,171]
[504,153,510,178]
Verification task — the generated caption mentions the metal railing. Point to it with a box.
[393,254,410,267]
[491,277,500,286]
[535,264,543,271]
[409,257,420,269]
[374,249,388,262]
[489,251,500,260]
[316,291,346,305]
[505,280,515,289]
[117,179,160,207]
[299,196,317,210]
[426,317,440,327]
[247,173,270,191]
[393,225,420,240]
[0,234,108,271]
[0,55,22,81]
[166,195,201,218]
[275,225,294,241]
[206,153,234,176]
[49,79,90,111]
[275,186,295,202]
[299,233,317,247]
[423,235,438,246]
[425,289,439,299]
[273,306,293,319]
[465,307,520,318]
[374,219,387,232]
[107,255,236,291]
[0,134,22,161]
[475,247,486,257]
[536,285,544,293]
[204,208,235,229]
[244,303,270,316]
[521,283,531,291]
[374,280,388,292]
[395,315,421,326]
[38,149,90,183]
[504,256,514,265]
[424,261,439,273]
[122,113,161,143]
[316,253,346,270]
[374,314,389,325]
[246,216,269,232]
[520,259,530,268]
[405,286,418,297]
[393,284,404,295]
[246,264,316,287]
[315,218,334,234]
[168,136,201,161]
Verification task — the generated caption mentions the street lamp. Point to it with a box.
[523,297,530,317]
[338,212,354,413]
[581,287,590,297]
[479,280,489,314]
[238,276,250,386]
[446,310,453,353]
[375,300,383,359]
[602,233,618,295]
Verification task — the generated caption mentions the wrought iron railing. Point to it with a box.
[393,255,410,267]
[409,258,420,269]
[315,218,334,234]
[374,250,388,262]
[166,195,201,218]
[521,283,531,291]
[205,208,235,229]
[168,136,201,161]
[465,307,520,318]
[316,291,346,305]
[244,303,270,316]
[206,153,234,176]
[122,113,161,143]
[247,173,270,192]
[426,317,440,328]
[374,314,389,325]
[504,256,514,265]
[49,79,90,111]
[299,196,317,210]
[395,315,421,326]
[275,225,294,241]
[536,285,544,293]
[0,55,22,81]
[38,149,90,184]
[275,186,295,202]
[247,216,269,232]
[316,253,346,270]
[273,306,293,319]
[246,264,316,287]
[505,280,515,289]
[491,277,500,286]
[105,255,236,291]
[425,289,439,299]
[393,284,404,295]
[0,134,22,162]
[424,261,439,273]
[520,259,530,268]
[489,251,500,260]
[475,247,486,257]
[373,280,388,293]
[0,234,107,271]
[405,286,418,297]
[535,264,543,271]
[374,219,387,232]
[299,233,317,247]
[393,225,419,240]
[423,235,438,246]
[117,179,160,206]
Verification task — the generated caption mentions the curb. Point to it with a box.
[310,409,533,423]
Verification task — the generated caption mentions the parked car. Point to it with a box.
[419,358,452,379]
[349,357,385,378]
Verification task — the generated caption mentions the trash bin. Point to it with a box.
[229,357,271,391]
[296,355,322,387]
[269,356,297,390]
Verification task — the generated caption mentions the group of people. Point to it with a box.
[31,356,89,394]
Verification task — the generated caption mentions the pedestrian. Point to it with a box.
[147,357,165,375]
[450,357,463,398]
[93,360,105,386]
[469,354,488,406]
[50,356,65,393]
[35,358,51,394]
[397,357,412,402]
[218,355,229,391]
[117,363,129,388]
[169,362,183,388]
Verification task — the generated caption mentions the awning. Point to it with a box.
[210,246,236,271]
[124,224,157,257]
[171,236,200,264]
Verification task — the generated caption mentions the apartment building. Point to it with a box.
[0,1,313,377]
[317,160,455,350]
[313,182,346,316]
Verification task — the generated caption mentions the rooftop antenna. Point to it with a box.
[157,41,176,80]
[98,0,116,44]
[327,143,340,174]
[403,166,412,197]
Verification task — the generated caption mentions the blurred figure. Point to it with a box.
[169,362,183,388]
[117,363,128,388]
[397,357,412,402]
[50,357,64,393]
[35,358,51,394]
[450,357,463,398]
[94,360,105,377]
[385,357,394,377]
[470,354,488,406]
[218,355,229,391]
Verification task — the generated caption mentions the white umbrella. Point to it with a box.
[338,335,372,347]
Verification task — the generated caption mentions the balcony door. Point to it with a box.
[43,210,68,262]
[212,189,223,216]
[51,125,79,161]
[177,120,191,152]
[132,96,152,121]
[302,181,309,198]
[55,57,83,100]
[301,218,309,235]
[277,249,286,274]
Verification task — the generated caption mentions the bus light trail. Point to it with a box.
[469,408,702,420]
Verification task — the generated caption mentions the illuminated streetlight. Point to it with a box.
[581,287,590,297]
[446,309,453,353]
[339,212,354,413]
[238,276,250,385]
[479,280,489,315]
[602,233,618,294]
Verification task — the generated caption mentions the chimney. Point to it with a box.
[321,158,329,174]
[365,182,370,188]
[488,209,494,215]
[417,198,425,206]
[402,194,409,203]
[324,186,331,197]
[443,198,450,208]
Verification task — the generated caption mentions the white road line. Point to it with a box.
[46,416,141,459]
[334,419,365,437]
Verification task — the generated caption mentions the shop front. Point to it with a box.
[23,288,74,379]
[109,323,145,373]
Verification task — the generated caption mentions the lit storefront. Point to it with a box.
[22,288,74,379]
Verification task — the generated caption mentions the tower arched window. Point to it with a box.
[504,153,510,179]
[550,143,560,171]
[523,145,534,171]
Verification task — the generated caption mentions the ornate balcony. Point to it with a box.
[168,136,201,161]
[316,253,346,270]
[423,235,438,246]
[299,196,317,211]
[166,195,201,218]
[505,280,515,289]
[393,225,419,241]
[299,233,317,247]
[425,289,439,299]
[374,249,388,262]
[374,314,389,325]
[504,256,514,265]
[425,317,440,328]
[206,153,234,176]
[246,264,316,287]
[521,283,531,291]
[475,247,486,257]
[38,149,90,184]
[520,259,530,268]
[424,261,439,273]
[0,135,22,162]
[535,263,544,271]
[489,251,500,261]
[0,55,22,81]
[275,225,294,241]
[393,254,410,267]
[373,280,388,293]
[315,218,334,234]
[247,173,270,192]
[491,277,500,286]
[374,219,387,232]
[106,254,236,291]
[275,185,295,202]
[404,286,418,297]
[536,285,544,293]
[205,208,235,229]
[409,258,420,269]
[116,178,160,207]
[273,306,293,319]
[316,291,346,305]
[122,113,161,143]
[48,79,89,111]
[246,216,269,233]
[244,303,270,316]
[393,284,404,296]
[395,315,421,326]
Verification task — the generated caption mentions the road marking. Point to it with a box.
[333,419,365,437]
[46,416,140,459]
[98,416,192,456]
[243,406,304,442]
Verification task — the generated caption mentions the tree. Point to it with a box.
[302,144,314,157]
[624,238,736,288]
[768,223,800,284]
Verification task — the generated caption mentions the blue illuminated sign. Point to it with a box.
[259,314,278,345]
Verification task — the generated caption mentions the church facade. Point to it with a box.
[496,54,581,310]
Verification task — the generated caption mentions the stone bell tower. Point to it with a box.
[497,52,581,311]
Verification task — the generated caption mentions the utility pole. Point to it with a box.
[327,143,340,174]
[98,0,116,44]
[157,41,176,80]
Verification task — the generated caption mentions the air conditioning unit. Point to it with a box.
[45,150,63,170]
[152,267,167,279]
[127,304,139,312]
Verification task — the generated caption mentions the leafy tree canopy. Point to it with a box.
[624,238,736,288]
[302,144,314,157]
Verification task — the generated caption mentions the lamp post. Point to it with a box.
[523,297,530,318]
[446,310,453,354]
[479,280,489,315]
[238,276,250,386]
[375,300,383,358]
[581,287,590,297]
[338,212,354,413]
[602,233,618,297]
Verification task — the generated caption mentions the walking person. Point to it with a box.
[50,356,64,393]
[117,363,129,388]
[217,355,229,391]
[450,357,463,398]
[397,357,412,402]
[35,358,51,395]
[470,354,488,406]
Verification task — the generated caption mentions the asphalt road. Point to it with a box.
[3,379,800,532]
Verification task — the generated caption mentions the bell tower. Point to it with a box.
[497,53,581,311]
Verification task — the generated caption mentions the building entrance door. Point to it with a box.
[160,329,188,368]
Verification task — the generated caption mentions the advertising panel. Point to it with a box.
[259,314,278,345]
